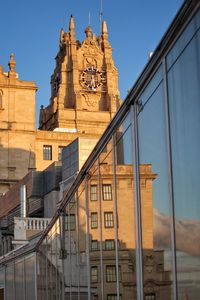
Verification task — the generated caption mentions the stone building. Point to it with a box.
[0,15,121,195]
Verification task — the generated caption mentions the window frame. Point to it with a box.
[91,240,98,251]
[107,295,122,300]
[104,212,114,228]
[145,294,156,300]
[105,239,115,250]
[91,212,98,229]
[65,214,76,231]
[43,145,52,160]
[90,184,97,201]
[102,184,112,201]
[58,146,65,161]
[91,266,98,283]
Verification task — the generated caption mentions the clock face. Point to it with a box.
[80,66,106,91]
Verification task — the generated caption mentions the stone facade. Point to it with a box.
[39,16,121,132]
[0,16,121,195]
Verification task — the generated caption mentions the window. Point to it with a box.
[65,214,76,231]
[91,213,98,229]
[102,184,112,200]
[90,185,97,201]
[91,240,98,251]
[105,239,115,250]
[145,294,156,300]
[43,145,52,160]
[91,266,98,283]
[58,146,65,161]
[106,266,121,282]
[107,295,121,300]
[104,212,114,228]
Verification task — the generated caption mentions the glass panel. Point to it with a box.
[5,263,14,300]
[138,66,173,299]
[37,236,48,299]
[88,157,102,299]
[61,182,89,300]
[15,258,25,300]
[168,21,200,299]
[25,254,36,300]
[0,267,4,288]
[113,112,136,300]
[167,9,200,70]
[98,138,117,299]
[91,112,136,299]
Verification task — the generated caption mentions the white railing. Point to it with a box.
[14,217,51,231]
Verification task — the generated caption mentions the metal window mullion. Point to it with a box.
[75,192,81,300]
[23,258,26,300]
[50,236,53,299]
[45,237,48,300]
[59,213,65,300]
[131,103,144,300]
[13,261,16,300]
[35,253,38,300]
[163,57,178,300]
[55,223,58,299]
[67,202,72,300]
[85,175,91,300]
[112,135,120,300]
[98,158,104,300]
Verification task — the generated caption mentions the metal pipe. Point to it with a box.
[75,192,81,300]
[98,158,104,300]
[112,135,120,300]
[85,175,91,300]
[131,104,144,300]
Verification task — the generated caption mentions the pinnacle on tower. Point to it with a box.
[8,53,17,78]
[85,26,92,38]
[69,15,76,40]
[60,28,64,45]
[8,53,16,71]
[102,20,108,40]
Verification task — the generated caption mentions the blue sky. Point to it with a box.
[0,0,183,126]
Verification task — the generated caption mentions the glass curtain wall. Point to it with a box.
[0,3,200,300]
[166,9,200,299]
[135,7,200,300]
[113,112,137,300]
[37,218,63,299]
[4,253,36,300]
[137,66,173,300]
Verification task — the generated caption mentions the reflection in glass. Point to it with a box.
[138,68,173,299]
[167,22,200,299]
[15,259,25,300]
[25,255,36,300]
[99,113,136,300]
[5,263,14,300]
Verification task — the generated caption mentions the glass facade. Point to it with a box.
[0,1,199,300]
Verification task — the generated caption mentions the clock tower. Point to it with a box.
[39,15,121,134]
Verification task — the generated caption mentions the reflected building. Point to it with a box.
[0,0,200,299]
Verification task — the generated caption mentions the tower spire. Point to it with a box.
[102,20,108,40]
[69,15,76,40]
[100,0,103,33]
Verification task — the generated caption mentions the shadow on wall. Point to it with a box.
[0,147,36,216]
[0,146,36,193]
